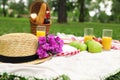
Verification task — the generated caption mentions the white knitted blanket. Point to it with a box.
[0,48,120,80]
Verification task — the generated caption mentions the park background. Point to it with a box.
[0,0,120,80]
[0,0,120,40]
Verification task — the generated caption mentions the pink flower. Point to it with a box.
[37,34,64,59]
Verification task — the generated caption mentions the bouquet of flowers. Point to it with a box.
[37,34,64,58]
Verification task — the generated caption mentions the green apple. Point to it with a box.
[78,43,87,51]
[86,40,102,53]
[69,41,80,49]
[85,40,91,45]
[69,41,87,51]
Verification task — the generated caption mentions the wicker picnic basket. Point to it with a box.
[29,0,51,35]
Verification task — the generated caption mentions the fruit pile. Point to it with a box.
[69,38,103,53]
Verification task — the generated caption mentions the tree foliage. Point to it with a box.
[9,0,26,17]
[0,0,120,23]
[27,0,34,9]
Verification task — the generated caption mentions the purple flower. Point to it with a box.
[37,46,49,58]
[38,36,46,45]
[37,34,64,59]
[42,43,50,50]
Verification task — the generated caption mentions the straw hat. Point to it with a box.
[0,33,51,64]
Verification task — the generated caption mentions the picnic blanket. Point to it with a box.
[0,49,120,80]
[0,33,120,80]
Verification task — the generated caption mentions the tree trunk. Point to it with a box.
[57,0,67,23]
[3,5,7,17]
[78,0,85,22]
[2,0,7,17]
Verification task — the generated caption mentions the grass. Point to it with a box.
[0,17,120,80]
[0,17,120,40]
[105,71,120,80]
[51,22,120,40]
[0,17,31,34]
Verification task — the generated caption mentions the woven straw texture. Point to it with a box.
[30,0,51,35]
[0,33,38,57]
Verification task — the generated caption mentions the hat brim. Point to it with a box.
[24,55,52,64]
[0,55,52,64]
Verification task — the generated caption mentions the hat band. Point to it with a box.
[0,54,39,63]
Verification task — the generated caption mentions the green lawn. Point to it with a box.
[105,71,120,80]
[0,17,120,80]
[0,17,120,40]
